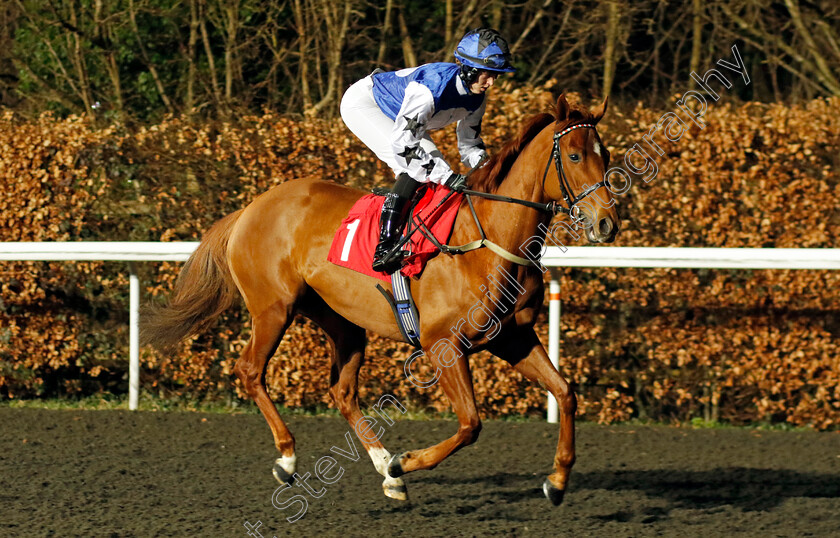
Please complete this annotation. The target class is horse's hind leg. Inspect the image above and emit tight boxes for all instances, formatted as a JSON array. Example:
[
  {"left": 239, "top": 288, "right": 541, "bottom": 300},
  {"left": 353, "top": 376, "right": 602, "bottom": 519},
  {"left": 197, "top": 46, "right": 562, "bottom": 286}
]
[
  {"left": 233, "top": 304, "right": 297, "bottom": 484},
  {"left": 306, "top": 301, "right": 408, "bottom": 501}
]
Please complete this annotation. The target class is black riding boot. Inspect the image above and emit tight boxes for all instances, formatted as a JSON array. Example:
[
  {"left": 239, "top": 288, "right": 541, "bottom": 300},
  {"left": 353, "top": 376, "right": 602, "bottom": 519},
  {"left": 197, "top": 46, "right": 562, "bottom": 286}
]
[
  {"left": 371, "top": 192, "right": 410, "bottom": 273},
  {"left": 372, "top": 173, "right": 420, "bottom": 273}
]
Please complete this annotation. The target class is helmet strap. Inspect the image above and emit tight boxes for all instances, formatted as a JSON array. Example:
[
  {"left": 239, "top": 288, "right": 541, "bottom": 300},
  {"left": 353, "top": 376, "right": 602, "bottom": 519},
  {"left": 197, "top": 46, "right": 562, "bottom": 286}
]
[{"left": 459, "top": 64, "right": 480, "bottom": 87}]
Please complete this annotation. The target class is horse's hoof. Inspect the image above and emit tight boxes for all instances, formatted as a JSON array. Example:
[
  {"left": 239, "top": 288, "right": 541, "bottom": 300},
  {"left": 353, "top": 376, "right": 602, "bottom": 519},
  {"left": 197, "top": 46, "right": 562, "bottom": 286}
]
[
  {"left": 272, "top": 455, "right": 296, "bottom": 485},
  {"left": 383, "top": 477, "right": 408, "bottom": 501},
  {"left": 387, "top": 453, "right": 406, "bottom": 478},
  {"left": 543, "top": 478, "right": 566, "bottom": 506}
]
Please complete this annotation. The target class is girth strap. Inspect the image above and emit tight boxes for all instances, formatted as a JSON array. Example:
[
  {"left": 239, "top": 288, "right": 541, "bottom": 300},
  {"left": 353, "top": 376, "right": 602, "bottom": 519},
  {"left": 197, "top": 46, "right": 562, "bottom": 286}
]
[{"left": 375, "top": 272, "right": 422, "bottom": 348}]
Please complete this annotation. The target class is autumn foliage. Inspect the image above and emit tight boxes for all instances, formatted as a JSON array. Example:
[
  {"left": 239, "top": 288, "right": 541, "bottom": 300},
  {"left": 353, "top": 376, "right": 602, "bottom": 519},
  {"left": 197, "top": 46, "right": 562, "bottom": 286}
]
[{"left": 1, "top": 82, "right": 839, "bottom": 429}]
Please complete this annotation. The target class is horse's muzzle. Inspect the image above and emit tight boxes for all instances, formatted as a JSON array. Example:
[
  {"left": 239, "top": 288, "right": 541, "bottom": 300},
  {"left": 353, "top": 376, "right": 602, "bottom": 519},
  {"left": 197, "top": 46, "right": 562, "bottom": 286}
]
[{"left": 585, "top": 216, "right": 618, "bottom": 243}]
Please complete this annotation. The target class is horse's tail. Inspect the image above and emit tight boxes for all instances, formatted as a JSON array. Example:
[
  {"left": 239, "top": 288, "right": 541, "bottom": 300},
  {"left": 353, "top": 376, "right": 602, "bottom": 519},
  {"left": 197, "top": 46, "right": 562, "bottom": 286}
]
[{"left": 140, "top": 209, "right": 244, "bottom": 351}]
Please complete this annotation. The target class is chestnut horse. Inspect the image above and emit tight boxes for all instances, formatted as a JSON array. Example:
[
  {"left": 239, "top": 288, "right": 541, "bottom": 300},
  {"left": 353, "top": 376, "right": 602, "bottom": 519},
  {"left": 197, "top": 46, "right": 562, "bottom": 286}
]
[{"left": 141, "top": 94, "right": 619, "bottom": 505}]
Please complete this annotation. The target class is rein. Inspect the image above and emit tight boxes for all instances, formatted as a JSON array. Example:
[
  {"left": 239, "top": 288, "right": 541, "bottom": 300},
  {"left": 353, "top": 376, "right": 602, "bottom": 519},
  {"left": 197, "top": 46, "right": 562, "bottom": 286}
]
[
  {"left": 462, "top": 122, "right": 606, "bottom": 217},
  {"left": 389, "top": 122, "right": 608, "bottom": 268}
]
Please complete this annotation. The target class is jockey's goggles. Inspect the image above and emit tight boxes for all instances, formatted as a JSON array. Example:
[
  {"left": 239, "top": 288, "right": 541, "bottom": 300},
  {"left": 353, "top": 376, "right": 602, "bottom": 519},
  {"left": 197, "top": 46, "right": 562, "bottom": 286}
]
[{"left": 457, "top": 51, "right": 515, "bottom": 72}]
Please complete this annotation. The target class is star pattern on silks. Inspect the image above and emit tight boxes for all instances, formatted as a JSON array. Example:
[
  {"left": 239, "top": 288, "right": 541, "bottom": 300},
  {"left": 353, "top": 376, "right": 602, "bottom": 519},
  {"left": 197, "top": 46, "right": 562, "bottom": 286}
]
[
  {"left": 402, "top": 114, "right": 424, "bottom": 137},
  {"left": 466, "top": 120, "right": 482, "bottom": 138},
  {"left": 398, "top": 145, "right": 422, "bottom": 165},
  {"left": 421, "top": 160, "right": 436, "bottom": 175}
]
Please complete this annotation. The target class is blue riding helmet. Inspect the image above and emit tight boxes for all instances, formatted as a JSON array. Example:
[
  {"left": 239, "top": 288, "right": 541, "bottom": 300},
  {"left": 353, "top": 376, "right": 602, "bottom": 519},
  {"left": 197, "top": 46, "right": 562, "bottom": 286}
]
[{"left": 454, "top": 28, "right": 516, "bottom": 73}]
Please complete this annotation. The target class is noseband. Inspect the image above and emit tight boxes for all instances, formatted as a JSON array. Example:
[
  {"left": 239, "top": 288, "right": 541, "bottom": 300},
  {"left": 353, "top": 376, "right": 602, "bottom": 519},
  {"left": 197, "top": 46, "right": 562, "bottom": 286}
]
[{"left": 541, "top": 123, "right": 608, "bottom": 217}]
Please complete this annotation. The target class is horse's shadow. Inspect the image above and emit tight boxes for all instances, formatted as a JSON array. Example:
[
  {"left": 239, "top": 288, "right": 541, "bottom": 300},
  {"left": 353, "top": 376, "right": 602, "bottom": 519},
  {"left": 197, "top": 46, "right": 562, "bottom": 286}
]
[
  {"left": 403, "top": 467, "right": 840, "bottom": 514},
  {"left": 570, "top": 468, "right": 840, "bottom": 511}
]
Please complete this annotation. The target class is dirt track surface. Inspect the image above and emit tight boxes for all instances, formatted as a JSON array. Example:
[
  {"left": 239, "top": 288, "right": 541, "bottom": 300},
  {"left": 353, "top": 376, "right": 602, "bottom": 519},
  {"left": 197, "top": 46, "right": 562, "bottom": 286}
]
[{"left": 1, "top": 408, "right": 839, "bottom": 537}]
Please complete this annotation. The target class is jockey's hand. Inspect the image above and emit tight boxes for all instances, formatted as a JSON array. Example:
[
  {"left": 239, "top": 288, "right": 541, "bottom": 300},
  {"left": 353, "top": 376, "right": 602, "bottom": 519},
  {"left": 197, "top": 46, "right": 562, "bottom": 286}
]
[{"left": 445, "top": 173, "right": 468, "bottom": 193}]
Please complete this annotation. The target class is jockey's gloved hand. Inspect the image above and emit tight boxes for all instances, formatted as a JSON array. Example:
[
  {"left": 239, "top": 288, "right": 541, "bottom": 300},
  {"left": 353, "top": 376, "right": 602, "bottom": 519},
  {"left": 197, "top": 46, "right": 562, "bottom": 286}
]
[{"left": 445, "top": 173, "right": 468, "bottom": 193}]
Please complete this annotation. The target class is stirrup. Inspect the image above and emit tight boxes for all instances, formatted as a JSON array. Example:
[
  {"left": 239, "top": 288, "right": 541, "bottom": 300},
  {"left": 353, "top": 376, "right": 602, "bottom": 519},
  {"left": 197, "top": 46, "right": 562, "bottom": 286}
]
[{"left": 372, "top": 243, "right": 407, "bottom": 274}]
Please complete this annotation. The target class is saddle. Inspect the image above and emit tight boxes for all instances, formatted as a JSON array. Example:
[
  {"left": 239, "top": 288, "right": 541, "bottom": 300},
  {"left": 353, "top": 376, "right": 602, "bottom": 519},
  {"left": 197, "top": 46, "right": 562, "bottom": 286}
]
[
  {"left": 327, "top": 184, "right": 462, "bottom": 347},
  {"left": 327, "top": 184, "right": 462, "bottom": 283}
]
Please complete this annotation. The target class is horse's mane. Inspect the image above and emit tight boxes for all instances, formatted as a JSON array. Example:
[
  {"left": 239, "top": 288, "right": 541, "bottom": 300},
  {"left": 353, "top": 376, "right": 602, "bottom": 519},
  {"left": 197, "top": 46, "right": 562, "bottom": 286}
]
[{"left": 468, "top": 103, "right": 596, "bottom": 193}]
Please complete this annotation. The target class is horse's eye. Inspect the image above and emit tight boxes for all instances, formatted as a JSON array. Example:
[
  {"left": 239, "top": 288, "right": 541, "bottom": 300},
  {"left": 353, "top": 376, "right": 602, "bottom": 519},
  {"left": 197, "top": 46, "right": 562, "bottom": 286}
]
[{"left": 569, "top": 153, "right": 580, "bottom": 163}]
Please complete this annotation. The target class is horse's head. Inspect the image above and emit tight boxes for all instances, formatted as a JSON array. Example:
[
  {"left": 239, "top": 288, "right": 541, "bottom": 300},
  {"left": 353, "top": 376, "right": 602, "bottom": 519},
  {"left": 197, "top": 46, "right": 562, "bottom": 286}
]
[{"left": 543, "top": 94, "right": 619, "bottom": 243}]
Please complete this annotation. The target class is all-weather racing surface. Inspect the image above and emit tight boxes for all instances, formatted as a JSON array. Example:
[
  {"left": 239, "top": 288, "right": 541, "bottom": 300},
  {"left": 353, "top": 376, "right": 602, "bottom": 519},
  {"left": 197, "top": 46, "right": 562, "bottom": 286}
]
[{"left": 1, "top": 408, "right": 838, "bottom": 537}]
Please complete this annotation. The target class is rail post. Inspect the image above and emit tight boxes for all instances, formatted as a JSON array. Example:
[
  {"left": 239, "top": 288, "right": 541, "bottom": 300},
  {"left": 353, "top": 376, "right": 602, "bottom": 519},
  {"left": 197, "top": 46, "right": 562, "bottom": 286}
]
[
  {"left": 547, "top": 267, "right": 561, "bottom": 423},
  {"left": 129, "top": 263, "right": 140, "bottom": 411}
]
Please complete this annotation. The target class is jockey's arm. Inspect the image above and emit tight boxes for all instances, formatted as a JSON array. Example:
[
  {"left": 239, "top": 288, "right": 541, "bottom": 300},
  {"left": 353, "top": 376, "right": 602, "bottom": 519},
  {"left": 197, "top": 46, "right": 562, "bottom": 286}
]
[
  {"left": 457, "top": 98, "right": 487, "bottom": 168},
  {"left": 391, "top": 84, "right": 453, "bottom": 185}
]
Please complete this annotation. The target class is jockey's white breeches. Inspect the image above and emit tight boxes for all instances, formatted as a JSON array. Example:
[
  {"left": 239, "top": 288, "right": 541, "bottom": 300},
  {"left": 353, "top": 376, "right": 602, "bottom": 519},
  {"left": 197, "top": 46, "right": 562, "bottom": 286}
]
[{"left": 340, "top": 75, "right": 444, "bottom": 182}]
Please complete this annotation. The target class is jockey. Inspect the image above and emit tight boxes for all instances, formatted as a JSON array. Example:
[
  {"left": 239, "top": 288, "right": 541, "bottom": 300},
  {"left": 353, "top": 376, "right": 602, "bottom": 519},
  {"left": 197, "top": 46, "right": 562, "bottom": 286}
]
[{"left": 340, "top": 27, "right": 515, "bottom": 274}]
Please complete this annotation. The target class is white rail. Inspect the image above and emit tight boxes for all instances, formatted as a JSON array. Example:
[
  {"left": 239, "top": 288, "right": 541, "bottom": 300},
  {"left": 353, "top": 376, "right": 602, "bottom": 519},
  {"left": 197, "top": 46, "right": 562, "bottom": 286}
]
[
  {"left": 2, "top": 243, "right": 837, "bottom": 417},
  {"left": 0, "top": 242, "right": 198, "bottom": 409},
  {"left": 541, "top": 246, "right": 840, "bottom": 423},
  {"left": 542, "top": 246, "right": 840, "bottom": 270},
  {"left": 0, "top": 242, "right": 197, "bottom": 262}
]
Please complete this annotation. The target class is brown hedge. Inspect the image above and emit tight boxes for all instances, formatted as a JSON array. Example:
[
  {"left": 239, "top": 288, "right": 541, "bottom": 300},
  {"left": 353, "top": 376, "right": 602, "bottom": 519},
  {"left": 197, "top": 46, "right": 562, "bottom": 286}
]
[{"left": 1, "top": 83, "right": 839, "bottom": 429}]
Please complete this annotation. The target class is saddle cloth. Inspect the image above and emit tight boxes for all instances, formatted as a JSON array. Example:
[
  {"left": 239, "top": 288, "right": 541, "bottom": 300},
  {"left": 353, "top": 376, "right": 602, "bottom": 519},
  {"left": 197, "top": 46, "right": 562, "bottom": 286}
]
[{"left": 327, "top": 184, "right": 462, "bottom": 282}]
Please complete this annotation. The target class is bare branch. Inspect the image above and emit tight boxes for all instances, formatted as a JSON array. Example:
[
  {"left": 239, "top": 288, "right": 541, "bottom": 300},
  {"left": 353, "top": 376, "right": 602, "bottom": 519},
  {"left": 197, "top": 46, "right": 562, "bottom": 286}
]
[
  {"left": 511, "top": 0, "right": 554, "bottom": 55},
  {"left": 783, "top": 0, "right": 840, "bottom": 92},
  {"left": 720, "top": 3, "right": 840, "bottom": 95},
  {"left": 128, "top": 0, "right": 173, "bottom": 114}
]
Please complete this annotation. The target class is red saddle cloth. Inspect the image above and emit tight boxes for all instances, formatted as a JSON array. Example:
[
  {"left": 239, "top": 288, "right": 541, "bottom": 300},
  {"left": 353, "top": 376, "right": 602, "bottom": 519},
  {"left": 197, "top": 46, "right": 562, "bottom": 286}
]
[{"left": 327, "top": 184, "right": 462, "bottom": 282}]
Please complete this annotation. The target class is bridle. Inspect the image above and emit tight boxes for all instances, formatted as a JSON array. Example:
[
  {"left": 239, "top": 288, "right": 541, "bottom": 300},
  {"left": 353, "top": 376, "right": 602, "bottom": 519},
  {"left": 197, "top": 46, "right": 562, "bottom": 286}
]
[
  {"left": 542, "top": 123, "right": 608, "bottom": 217},
  {"left": 462, "top": 122, "right": 608, "bottom": 217}
]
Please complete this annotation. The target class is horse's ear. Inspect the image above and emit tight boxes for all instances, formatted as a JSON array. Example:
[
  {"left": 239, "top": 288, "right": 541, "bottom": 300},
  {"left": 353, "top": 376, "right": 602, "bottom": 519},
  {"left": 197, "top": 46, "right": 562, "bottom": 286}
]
[
  {"left": 555, "top": 93, "right": 570, "bottom": 121},
  {"left": 591, "top": 96, "right": 608, "bottom": 124}
]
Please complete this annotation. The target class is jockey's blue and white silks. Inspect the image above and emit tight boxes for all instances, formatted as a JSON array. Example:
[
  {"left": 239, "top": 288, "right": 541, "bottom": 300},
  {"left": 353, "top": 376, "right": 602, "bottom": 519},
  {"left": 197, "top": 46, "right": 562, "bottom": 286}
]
[
  {"left": 370, "top": 63, "right": 485, "bottom": 121},
  {"left": 340, "top": 63, "right": 487, "bottom": 185}
]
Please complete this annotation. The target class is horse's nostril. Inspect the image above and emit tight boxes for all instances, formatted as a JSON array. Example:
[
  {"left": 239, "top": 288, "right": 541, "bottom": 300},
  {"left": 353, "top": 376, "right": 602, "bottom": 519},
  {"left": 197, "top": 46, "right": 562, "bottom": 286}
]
[{"left": 598, "top": 218, "right": 612, "bottom": 236}]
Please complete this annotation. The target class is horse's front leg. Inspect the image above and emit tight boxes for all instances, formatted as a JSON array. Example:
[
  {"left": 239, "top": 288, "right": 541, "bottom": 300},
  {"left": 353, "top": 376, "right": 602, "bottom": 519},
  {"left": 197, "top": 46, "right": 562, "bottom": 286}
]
[
  {"left": 388, "top": 339, "right": 481, "bottom": 476},
  {"left": 488, "top": 326, "right": 575, "bottom": 505}
]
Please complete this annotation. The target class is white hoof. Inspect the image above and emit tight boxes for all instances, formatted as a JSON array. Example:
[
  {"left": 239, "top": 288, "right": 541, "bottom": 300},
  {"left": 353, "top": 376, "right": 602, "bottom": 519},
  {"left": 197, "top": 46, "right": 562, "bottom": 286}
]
[
  {"left": 383, "top": 476, "right": 408, "bottom": 501},
  {"left": 368, "top": 447, "right": 408, "bottom": 500},
  {"left": 272, "top": 454, "right": 297, "bottom": 485}
]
